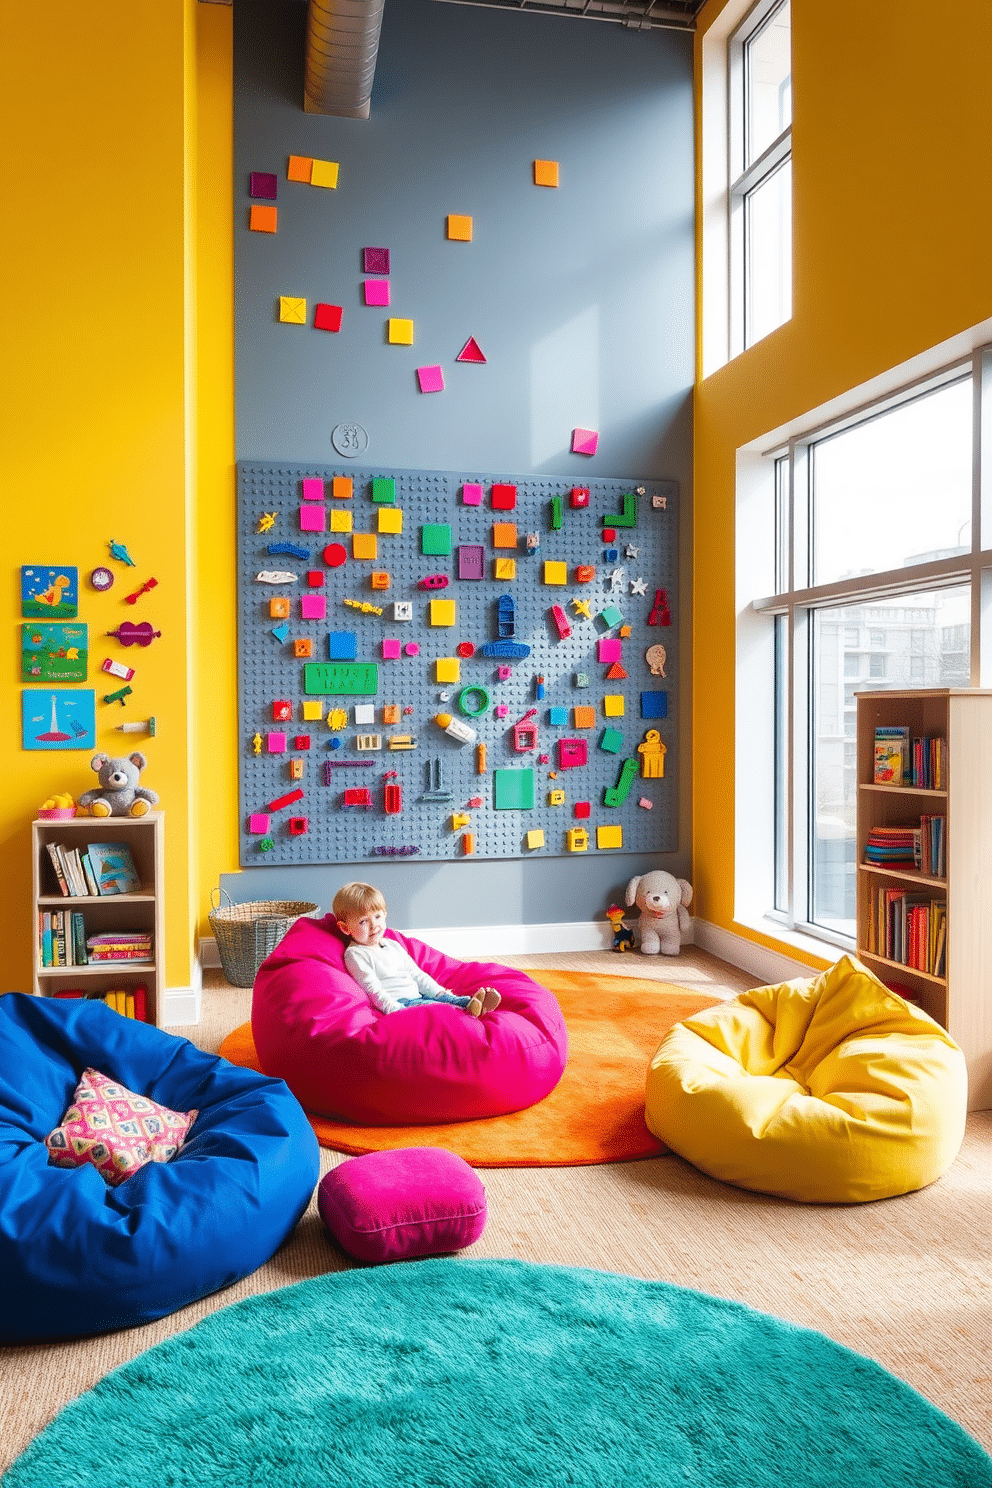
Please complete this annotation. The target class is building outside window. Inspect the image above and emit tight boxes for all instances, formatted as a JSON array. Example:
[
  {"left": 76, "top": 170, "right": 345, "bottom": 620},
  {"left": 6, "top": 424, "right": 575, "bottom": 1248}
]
[{"left": 729, "top": 0, "right": 792, "bottom": 353}]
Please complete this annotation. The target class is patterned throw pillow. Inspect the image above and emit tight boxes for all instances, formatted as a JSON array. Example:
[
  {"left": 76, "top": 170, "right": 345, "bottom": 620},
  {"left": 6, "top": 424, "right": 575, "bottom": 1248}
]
[{"left": 45, "top": 1067, "right": 198, "bottom": 1187}]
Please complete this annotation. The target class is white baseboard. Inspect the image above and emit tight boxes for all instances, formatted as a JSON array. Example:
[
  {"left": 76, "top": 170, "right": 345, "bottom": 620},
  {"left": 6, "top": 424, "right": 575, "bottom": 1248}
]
[
  {"left": 691, "top": 918, "right": 823, "bottom": 985},
  {"left": 161, "top": 959, "right": 203, "bottom": 1027}
]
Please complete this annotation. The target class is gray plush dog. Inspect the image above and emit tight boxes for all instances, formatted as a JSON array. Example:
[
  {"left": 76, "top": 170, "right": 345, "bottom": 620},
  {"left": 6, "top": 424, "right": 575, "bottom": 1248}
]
[{"left": 624, "top": 870, "right": 693, "bottom": 955}]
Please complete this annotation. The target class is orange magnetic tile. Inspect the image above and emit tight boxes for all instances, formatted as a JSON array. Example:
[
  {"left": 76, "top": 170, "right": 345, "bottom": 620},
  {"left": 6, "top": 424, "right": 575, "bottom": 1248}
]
[
  {"left": 352, "top": 533, "right": 378, "bottom": 561},
  {"left": 534, "top": 159, "right": 560, "bottom": 188},
  {"left": 332, "top": 476, "right": 353, "bottom": 500},
  {"left": 447, "top": 214, "right": 473, "bottom": 241},
  {"left": 249, "top": 204, "right": 277, "bottom": 233},
  {"left": 287, "top": 155, "right": 313, "bottom": 182},
  {"left": 573, "top": 706, "right": 595, "bottom": 729},
  {"left": 492, "top": 523, "right": 518, "bottom": 549}
]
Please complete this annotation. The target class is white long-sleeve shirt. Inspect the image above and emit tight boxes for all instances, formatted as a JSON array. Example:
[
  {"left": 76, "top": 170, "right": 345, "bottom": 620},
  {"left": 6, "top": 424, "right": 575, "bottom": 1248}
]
[{"left": 344, "top": 939, "right": 450, "bottom": 1015}]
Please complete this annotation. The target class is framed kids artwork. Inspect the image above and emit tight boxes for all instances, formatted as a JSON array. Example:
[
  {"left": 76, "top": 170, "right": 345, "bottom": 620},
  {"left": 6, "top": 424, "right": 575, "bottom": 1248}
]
[
  {"left": 22, "top": 689, "right": 96, "bottom": 751},
  {"left": 21, "top": 623, "right": 89, "bottom": 684},
  {"left": 21, "top": 566, "right": 80, "bottom": 620}
]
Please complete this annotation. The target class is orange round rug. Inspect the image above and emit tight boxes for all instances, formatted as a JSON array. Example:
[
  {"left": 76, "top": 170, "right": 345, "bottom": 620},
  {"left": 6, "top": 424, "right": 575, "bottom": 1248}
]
[{"left": 219, "top": 970, "right": 721, "bottom": 1167}]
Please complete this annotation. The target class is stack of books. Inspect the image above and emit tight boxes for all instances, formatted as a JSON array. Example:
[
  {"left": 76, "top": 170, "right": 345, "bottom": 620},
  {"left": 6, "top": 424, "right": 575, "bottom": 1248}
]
[
  {"left": 38, "top": 910, "right": 88, "bottom": 966},
  {"left": 863, "top": 815, "right": 946, "bottom": 876},
  {"left": 867, "top": 886, "right": 947, "bottom": 976},
  {"left": 50, "top": 986, "right": 148, "bottom": 1021},
  {"left": 85, "top": 932, "right": 153, "bottom": 963},
  {"left": 46, "top": 841, "right": 141, "bottom": 897},
  {"left": 911, "top": 735, "right": 948, "bottom": 790}
]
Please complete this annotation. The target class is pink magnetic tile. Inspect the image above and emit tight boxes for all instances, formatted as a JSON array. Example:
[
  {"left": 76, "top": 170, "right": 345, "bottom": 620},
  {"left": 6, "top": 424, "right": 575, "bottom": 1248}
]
[
  {"left": 363, "top": 246, "right": 390, "bottom": 275},
  {"left": 300, "top": 595, "right": 326, "bottom": 620},
  {"left": 382, "top": 639, "right": 402, "bottom": 659},
  {"left": 571, "top": 427, "right": 599, "bottom": 456},
  {"left": 597, "top": 638, "right": 622, "bottom": 664},
  {"left": 250, "top": 172, "right": 277, "bottom": 200},
  {"left": 301, "top": 478, "right": 324, "bottom": 501},
  {"left": 266, "top": 733, "right": 287, "bottom": 753},
  {"left": 495, "top": 704, "right": 509, "bottom": 718},
  {"left": 364, "top": 279, "right": 391, "bottom": 306},
  {"left": 496, "top": 665, "right": 512, "bottom": 680},
  {"left": 300, "top": 504, "right": 325, "bottom": 532},
  {"left": 249, "top": 813, "right": 271, "bottom": 834},
  {"left": 417, "top": 364, "right": 445, "bottom": 394},
  {"left": 404, "top": 642, "right": 420, "bottom": 656},
  {"left": 462, "top": 483, "right": 483, "bottom": 506}
]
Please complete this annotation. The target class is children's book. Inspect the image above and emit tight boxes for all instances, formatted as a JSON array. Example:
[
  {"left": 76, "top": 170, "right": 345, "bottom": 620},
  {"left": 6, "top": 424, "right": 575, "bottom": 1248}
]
[
  {"left": 873, "top": 726, "right": 909, "bottom": 785},
  {"left": 86, "top": 842, "right": 141, "bottom": 895}
]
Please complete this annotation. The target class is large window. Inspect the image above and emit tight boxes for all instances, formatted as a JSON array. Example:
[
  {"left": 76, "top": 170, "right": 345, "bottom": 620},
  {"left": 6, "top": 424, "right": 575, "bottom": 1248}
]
[
  {"left": 729, "top": 0, "right": 792, "bottom": 353},
  {"left": 749, "top": 355, "right": 990, "bottom": 952}
]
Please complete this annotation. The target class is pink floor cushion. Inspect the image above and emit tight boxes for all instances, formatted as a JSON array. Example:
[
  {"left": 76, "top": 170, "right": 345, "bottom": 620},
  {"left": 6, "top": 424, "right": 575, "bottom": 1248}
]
[
  {"left": 318, "top": 1146, "right": 487, "bottom": 1264},
  {"left": 251, "top": 916, "right": 568, "bottom": 1124}
]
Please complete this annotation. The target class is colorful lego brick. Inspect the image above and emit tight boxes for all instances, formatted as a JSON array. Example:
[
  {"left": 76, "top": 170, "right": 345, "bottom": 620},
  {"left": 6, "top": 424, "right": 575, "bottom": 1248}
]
[
  {"left": 462, "top": 832, "right": 476, "bottom": 855},
  {"left": 573, "top": 801, "right": 591, "bottom": 819},
  {"left": 567, "top": 827, "right": 589, "bottom": 853},
  {"left": 301, "top": 478, "right": 324, "bottom": 501},
  {"left": 370, "top": 571, "right": 390, "bottom": 590},
  {"left": 417, "top": 364, "right": 445, "bottom": 393},
  {"left": 287, "top": 155, "right": 313, "bottom": 182},
  {"left": 619, "top": 625, "right": 632, "bottom": 638},
  {"left": 436, "top": 657, "right": 461, "bottom": 683},
  {"left": 598, "top": 638, "right": 622, "bottom": 664},
  {"left": 289, "top": 758, "right": 304, "bottom": 780},
  {"left": 597, "top": 605, "right": 624, "bottom": 629},
  {"left": 533, "top": 159, "right": 559, "bottom": 187},
  {"left": 387, "top": 318, "right": 414, "bottom": 345},
  {"left": 300, "top": 595, "right": 326, "bottom": 620},
  {"left": 250, "top": 204, "right": 277, "bottom": 233},
  {"left": 551, "top": 496, "right": 564, "bottom": 531},
  {"left": 547, "top": 790, "right": 566, "bottom": 806},
  {"left": 266, "top": 732, "right": 287, "bottom": 753},
  {"left": 329, "top": 509, "right": 353, "bottom": 533},
  {"left": 310, "top": 158, "right": 339, "bottom": 188},
  {"left": 354, "top": 704, "right": 375, "bottom": 725},
  {"left": 269, "top": 597, "right": 291, "bottom": 619},
  {"left": 329, "top": 476, "right": 352, "bottom": 500},
  {"left": 382, "top": 704, "right": 401, "bottom": 725},
  {"left": 574, "top": 672, "right": 589, "bottom": 688},
  {"left": 328, "top": 708, "right": 348, "bottom": 729},
  {"left": 288, "top": 816, "right": 309, "bottom": 835},
  {"left": 352, "top": 533, "right": 378, "bottom": 561},
  {"left": 273, "top": 701, "right": 292, "bottom": 723},
  {"left": 364, "top": 279, "right": 390, "bottom": 306},
  {"left": 294, "top": 735, "right": 311, "bottom": 750},
  {"left": 381, "top": 639, "right": 402, "bottom": 660},
  {"left": 378, "top": 507, "right": 403, "bottom": 534},
  {"left": 372, "top": 477, "right": 396, "bottom": 504},
  {"left": 301, "top": 700, "right": 323, "bottom": 721},
  {"left": 492, "top": 523, "right": 518, "bottom": 549},
  {"left": 640, "top": 691, "right": 669, "bottom": 719},
  {"left": 314, "top": 303, "right": 343, "bottom": 332},
  {"left": 548, "top": 707, "right": 568, "bottom": 726},
  {"left": 494, "top": 558, "right": 516, "bottom": 581},
  {"left": 326, "top": 632, "right": 356, "bottom": 661},
  {"left": 603, "top": 694, "right": 625, "bottom": 717},
  {"left": 429, "top": 599, "right": 456, "bottom": 627},
  {"left": 493, "top": 767, "right": 535, "bottom": 810},
  {"left": 572, "top": 706, "right": 595, "bottom": 729},
  {"left": 457, "top": 545, "right": 485, "bottom": 580},
  {"left": 599, "top": 728, "right": 624, "bottom": 754},
  {"left": 558, "top": 738, "right": 589, "bottom": 770},
  {"left": 304, "top": 662, "right": 379, "bottom": 696},
  {"left": 570, "top": 487, "right": 590, "bottom": 508},
  {"left": 447, "top": 214, "right": 473, "bottom": 241},
  {"left": 597, "top": 824, "right": 624, "bottom": 850},
  {"left": 491, "top": 483, "right": 517, "bottom": 510},
  {"left": 249, "top": 813, "right": 271, "bottom": 834},
  {"left": 299, "top": 504, "right": 325, "bottom": 532},
  {"left": 526, "top": 829, "right": 546, "bottom": 850},
  {"left": 543, "top": 561, "right": 568, "bottom": 585},
  {"left": 356, "top": 733, "right": 382, "bottom": 751},
  {"left": 279, "top": 296, "right": 306, "bottom": 324},
  {"left": 605, "top": 662, "right": 628, "bottom": 680},
  {"left": 293, "top": 638, "right": 314, "bottom": 658},
  {"left": 392, "top": 602, "right": 413, "bottom": 621},
  {"left": 250, "top": 172, "right": 277, "bottom": 200},
  {"left": 462, "top": 483, "right": 484, "bottom": 506},
  {"left": 421, "top": 524, "right": 452, "bottom": 556}
]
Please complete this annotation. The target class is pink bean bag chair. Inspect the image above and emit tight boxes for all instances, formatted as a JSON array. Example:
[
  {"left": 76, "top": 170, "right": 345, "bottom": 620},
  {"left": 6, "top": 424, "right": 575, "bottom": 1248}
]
[{"left": 251, "top": 915, "right": 568, "bottom": 1125}]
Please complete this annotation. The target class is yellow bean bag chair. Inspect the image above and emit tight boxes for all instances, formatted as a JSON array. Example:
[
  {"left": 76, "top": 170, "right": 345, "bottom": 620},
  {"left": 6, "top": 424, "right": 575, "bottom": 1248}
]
[{"left": 645, "top": 955, "right": 967, "bottom": 1203}]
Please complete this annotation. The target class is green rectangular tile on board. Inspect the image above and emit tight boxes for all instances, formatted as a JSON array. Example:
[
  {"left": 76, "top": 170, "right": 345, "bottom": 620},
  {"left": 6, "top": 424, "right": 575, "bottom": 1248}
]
[
  {"left": 303, "top": 662, "right": 379, "bottom": 694},
  {"left": 422, "top": 523, "right": 453, "bottom": 556},
  {"left": 371, "top": 477, "right": 396, "bottom": 504},
  {"left": 494, "top": 767, "right": 535, "bottom": 810}
]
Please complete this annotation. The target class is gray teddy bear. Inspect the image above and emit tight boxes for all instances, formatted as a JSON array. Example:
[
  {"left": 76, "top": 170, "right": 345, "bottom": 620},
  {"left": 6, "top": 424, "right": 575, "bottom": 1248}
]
[{"left": 78, "top": 752, "right": 159, "bottom": 818}]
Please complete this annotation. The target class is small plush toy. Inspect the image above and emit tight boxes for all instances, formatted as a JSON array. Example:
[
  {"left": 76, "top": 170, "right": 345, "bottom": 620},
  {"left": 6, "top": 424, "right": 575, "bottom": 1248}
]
[
  {"left": 78, "top": 753, "right": 159, "bottom": 818},
  {"left": 624, "top": 870, "right": 693, "bottom": 956},
  {"left": 605, "top": 904, "right": 635, "bottom": 953}
]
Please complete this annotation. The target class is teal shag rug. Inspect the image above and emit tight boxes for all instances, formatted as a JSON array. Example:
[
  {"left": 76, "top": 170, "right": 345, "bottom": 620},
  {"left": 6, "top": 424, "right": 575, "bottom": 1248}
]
[{"left": 4, "top": 1259, "right": 990, "bottom": 1488}]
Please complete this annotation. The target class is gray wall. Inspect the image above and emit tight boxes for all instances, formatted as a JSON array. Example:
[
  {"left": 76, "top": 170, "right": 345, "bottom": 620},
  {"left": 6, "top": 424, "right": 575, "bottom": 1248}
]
[{"left": 228, "top": 0, "right": 694, "bottom": 929}]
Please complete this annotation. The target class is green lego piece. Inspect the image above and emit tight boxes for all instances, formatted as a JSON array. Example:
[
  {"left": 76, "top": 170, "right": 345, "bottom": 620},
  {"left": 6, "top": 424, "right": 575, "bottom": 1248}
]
[
  {"left": 597, "top": 605, "right": 624, "bottom": 630},
  {"left": 303, "top": 662, "right": 379, "bottom": 695},
  {"left": 602, "top": 491, "right": 638, "bottom": 528},
  {"left": 551, "top": 496, "right": 563, "bottom": 531},
  {"left": 603, "top": 758, "right": 639, "bottom": 807},
  {"left": 599, "top": 728, "right": 624, "bottom": 755},
  {"left": 493, "top": 767, "right": 535, "bottom": 810},
  {"left": 421, "top": 523, "right": 452, "bottom": 557},
  {"left": 371, "top": 477, "right": 396, "bottom": 504}
]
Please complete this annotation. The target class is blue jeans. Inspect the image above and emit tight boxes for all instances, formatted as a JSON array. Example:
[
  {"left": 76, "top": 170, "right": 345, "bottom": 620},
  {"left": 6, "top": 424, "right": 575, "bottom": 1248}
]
[{"left": 394, "top": 991, "right": 472, "bottom": 1009}]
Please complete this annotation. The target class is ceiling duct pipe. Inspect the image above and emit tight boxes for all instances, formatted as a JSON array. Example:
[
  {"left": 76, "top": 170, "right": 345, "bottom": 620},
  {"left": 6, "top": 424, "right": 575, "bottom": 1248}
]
[{"left": 304, "top": 0, "right": 386, "bottom": 120}]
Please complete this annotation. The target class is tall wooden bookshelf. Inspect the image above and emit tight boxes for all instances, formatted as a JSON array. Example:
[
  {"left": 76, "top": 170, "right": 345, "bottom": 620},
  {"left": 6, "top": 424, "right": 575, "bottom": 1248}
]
[
  {"left": 32, "top": 812, "right": 165, "bottom": 1028},
  {"left": 856, "top": 690, "right": 992, "bottom": 1110}
]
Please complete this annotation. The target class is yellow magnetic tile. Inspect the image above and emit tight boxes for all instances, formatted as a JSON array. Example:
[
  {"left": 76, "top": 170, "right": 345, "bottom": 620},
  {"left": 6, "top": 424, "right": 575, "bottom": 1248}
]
[
  {"left": 492, "top": 523, "right": 518, "bottom": 550},
  {"left": 301, "top": 700, "right": 323, "bottom": 721},
  {"left": 269, "top": 597, "right": 290, "bottom": 618},
  {"left": 279, "top": 296, "right": 307, "bottom": 324},
  {"left": 378, "top": 508, "right": 404, "bottom": 534},
  {"left": 543, "top": 561, "right": 568, "bottom": 585},
  {"left": 603, "top": 694, "right": 625, "bottom": 717},
  {"left": 429, "top": 599, "right": 456, "bottom": 627},
  {"left": 567, "top": 828, "right": 588, "bottom": 853},
  {"left": 331, "top": 476, "right": 353, "bottom": 500},
  {"left": 597, "top": 824, "right": 624, "bottom": 850},
  {"left": 436, "top": 657, "right": 461, "bottom": 683},
  {"left": 329, "top": 509, "right": 353, "bottom": 533},
  {"left": 494, "top": 557, "right": 516, "bottom": 580},
  {"left": 250, "top": 204, "right": 277, "bottom": 233},
  {"left": 352, "top": 532, "right": 378, "bottom": 560},
  {"left": 534, "top": 159, "right": 560, "bottom": 188},
  {"left": 287, "top": 155, "right": 313, "bottom": 182},
  {"left": 310, "top": 158, "right": 339, "bottom": 188},
  {"left": 388, "top": 318, "right": 415, "bottom": 345},
  {"left": 573, "top": 706, "right": 595, "bottom": 729},
  {"left": 328, "top": 708, "right": 348, "bottom": 730},
  {"left": 447, "top": 213, "right": 473, "bottom": 241},
  {"left": 526, "top": 829, "right": 546, "bottom": 849}
]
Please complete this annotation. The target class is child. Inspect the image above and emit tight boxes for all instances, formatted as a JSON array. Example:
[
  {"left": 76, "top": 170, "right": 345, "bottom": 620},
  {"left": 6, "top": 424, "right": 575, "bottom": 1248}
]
[{"left": 333, "top": 881, "right": 501, "bottom": 1018}]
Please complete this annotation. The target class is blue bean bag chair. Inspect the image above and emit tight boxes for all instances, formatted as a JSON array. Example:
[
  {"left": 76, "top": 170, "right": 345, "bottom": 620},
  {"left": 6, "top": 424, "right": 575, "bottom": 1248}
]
[{"left": 0, "top": 993, "right": 319, "bottom": 1343}]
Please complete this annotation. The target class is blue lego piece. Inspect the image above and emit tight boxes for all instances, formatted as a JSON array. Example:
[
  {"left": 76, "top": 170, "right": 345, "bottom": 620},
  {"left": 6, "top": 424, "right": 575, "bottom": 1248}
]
[{"left": 640, "top": 691, "right": 668, "bottom": 719}]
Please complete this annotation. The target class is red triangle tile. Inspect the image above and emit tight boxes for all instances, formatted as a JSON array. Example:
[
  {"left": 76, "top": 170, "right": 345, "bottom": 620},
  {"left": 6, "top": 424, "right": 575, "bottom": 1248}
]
[{"left": 456, "top": 336, "right": 487, "bottom": 364}]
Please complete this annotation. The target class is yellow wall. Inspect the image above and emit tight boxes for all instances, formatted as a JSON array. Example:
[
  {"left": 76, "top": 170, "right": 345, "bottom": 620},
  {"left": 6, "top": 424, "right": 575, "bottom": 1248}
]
[{"left": 693, "top": 0, "right": 992, "bottom": 960}]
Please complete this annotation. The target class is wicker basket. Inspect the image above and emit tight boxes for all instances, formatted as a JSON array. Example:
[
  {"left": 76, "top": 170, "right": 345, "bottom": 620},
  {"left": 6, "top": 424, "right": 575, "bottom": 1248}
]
[{"left": 208, "top": 889, "right": 318, "bottom": 987}]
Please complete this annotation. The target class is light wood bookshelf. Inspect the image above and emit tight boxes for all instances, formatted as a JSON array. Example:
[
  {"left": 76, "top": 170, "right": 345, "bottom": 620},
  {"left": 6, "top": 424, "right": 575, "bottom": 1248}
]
[
  {"left": 31, "top": 811, "right": 165, "bottom": 1028},
  {"left": 856, "top": 690, "right": 992, "bottom": 1110}
]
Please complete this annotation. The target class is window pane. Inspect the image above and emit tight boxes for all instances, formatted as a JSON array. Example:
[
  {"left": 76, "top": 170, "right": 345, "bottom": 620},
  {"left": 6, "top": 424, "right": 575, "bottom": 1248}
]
[
  {"left": 745, "top": 159, "right": 792, "bottom": 346},
  {"left": 773, "top": 614, "right": 788, "bottom": 911},
  {"left": 745, "top": 0, "right": 792, "bottom": 164},
  {"left": 811, "top": 380, "right": 973, "bottom": 586},
  {"left": 810, "top": 586, "right": 970, "bottom": 936}
]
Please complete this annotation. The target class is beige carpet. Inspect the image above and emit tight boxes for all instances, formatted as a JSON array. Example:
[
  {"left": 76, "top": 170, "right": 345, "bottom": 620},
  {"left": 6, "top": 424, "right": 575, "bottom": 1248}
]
[{"left": 2, "top": 947, "right": 990, "bottom": 1472}]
